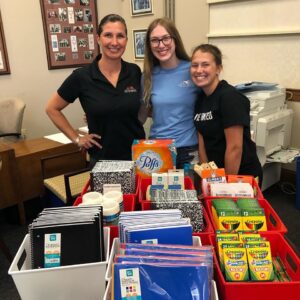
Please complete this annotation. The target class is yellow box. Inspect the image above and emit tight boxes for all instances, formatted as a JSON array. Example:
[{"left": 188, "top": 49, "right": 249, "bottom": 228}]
[
  {"left": 245, "top": 241, "right": 274, "bottom": 281},
  {"left": 222, "top": 243, "right": 249, "bottom": 281},
  {"left": 132, "top": 139, "right": 176, "bottom": 178}
]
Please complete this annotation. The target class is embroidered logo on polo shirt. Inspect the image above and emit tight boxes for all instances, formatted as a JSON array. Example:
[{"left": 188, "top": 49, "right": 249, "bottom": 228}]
[
  {"left": 124, "top": 86, "right": 137, "bottom": 93},
  {"left": 178, "top": 80, "right": 194, "bottom": 87}
]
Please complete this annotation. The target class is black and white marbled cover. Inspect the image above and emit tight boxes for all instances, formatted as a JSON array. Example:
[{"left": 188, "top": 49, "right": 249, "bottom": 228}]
[
  {"left": 151, "top": 200, "right": 204, "bottom": 233},
  {"left": 91, "top": 160, "right": 136, "bottom": 194}
]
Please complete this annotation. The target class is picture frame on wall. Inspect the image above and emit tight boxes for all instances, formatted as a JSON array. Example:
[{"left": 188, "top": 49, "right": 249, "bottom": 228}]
[
  {"left": 131, "top": 0, "right": 153, "bottom": 16},
  {"left": 133, "top": 29, "right": 146, "bottom": 60},
  {"left": 39, "top": 0, "right": 99, "bottom": 70},
  {"left": 0, "top": 11, "right": 10, "bottom": 75}
]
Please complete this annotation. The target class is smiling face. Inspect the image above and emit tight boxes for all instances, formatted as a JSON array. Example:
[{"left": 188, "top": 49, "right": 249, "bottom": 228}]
[
  {"left": 190, "top": 50, "right": 222, "bottom": 95},
  {"left": 149, "top": 24, "right": 177, "bottom": 68},
  {"left": 97, "top": 21, "right": 127, "bottom": 60}
]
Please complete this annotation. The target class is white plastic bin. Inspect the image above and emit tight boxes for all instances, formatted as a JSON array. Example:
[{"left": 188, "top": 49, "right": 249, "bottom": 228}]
[
  {"left": 9, "top": 227, "right": 110, "bottom": 300},
  {"left": 103, "top": 278, "right": 219, "bottom": 300}
]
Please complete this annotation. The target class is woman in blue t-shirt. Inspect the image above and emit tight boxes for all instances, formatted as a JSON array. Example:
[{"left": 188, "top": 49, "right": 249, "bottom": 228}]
[
  {"left": 190, "top": 44, "right": 262, "bottom": 183},
  {"left": 140, "top": 17, "right": 199, "bottom": 169}
]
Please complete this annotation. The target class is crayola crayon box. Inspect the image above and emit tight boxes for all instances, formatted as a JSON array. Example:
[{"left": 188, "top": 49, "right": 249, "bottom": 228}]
[
  {"left": 132, "top": 139, "right": 177, "bottom": 178},
  {"left": 245, "top": 241, "right": 274, "bottom": 281}
]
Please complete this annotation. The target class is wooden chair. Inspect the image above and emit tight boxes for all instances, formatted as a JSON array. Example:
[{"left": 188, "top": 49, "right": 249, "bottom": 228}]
[
  {"left": 0, "top": 97, "right": 26, "bottom": 143},
  {"left": 41, "top": 150, "right": 90, "bottom": 206}
]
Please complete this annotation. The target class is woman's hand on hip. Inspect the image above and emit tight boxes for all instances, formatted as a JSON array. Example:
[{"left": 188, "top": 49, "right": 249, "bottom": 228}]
[{"left": 77, "top": 134, "right": 102, "bottom": 150}]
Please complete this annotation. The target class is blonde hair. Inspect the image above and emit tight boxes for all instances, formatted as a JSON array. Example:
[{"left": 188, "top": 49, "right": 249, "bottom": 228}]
[{"left": 143, "top": 17, "right": 190, "bottom": 106}]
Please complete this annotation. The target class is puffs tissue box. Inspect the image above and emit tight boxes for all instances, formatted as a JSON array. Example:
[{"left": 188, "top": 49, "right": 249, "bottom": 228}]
[{"left": 132, "top": 139, "right": 176, "bottom": 178}]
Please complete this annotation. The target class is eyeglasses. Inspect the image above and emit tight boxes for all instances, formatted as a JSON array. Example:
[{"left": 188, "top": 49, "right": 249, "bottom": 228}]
[{"left": 150, "top": 35, "right": 173, "bottom": 47}]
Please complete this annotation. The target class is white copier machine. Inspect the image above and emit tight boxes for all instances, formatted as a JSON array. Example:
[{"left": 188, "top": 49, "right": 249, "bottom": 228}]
[{"left": 236, "top": 82, "right": 299, "bottom": 191}]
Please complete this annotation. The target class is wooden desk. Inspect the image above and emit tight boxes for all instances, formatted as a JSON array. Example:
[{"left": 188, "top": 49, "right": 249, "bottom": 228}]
[{"left": 0, "top": 138, "right": 86, "bottom": 224}]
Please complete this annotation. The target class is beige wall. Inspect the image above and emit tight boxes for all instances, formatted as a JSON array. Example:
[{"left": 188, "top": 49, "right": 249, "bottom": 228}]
[
  {"left": 207, "top": 0, "right": 300, "bottom": 149},
  {"left": 0, "top": 0, "right": 299, "bottom": 154}
]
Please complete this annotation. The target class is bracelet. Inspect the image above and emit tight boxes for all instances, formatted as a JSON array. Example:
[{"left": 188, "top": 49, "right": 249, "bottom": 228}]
[{"left": 74, "top": 136, "right": 80, "bottom": 145}]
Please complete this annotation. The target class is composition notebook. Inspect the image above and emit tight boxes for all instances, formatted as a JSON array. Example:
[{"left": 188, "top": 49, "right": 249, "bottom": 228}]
[{"left": 28, "top": 206, "right": 104, "bottom": 269}]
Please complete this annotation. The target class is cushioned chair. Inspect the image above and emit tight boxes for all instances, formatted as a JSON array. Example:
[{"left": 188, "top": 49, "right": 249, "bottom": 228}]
[
  {"left": 0, "top": 97, "right": 26, "bottom": 142},
  {"left": 41, "top": 150, "right": 91, "bottom": 206}
]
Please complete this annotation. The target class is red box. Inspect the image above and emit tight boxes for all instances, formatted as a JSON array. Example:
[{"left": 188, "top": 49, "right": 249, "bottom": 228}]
[
  {"left": 74, "top": 175, "right": 141, "bottom": 208},
  {"left": 209, "top": 232, "right": 300, "bottom": 300},
  {"left": 204, "top": 198, "right": 288, "bottom": 234},
  {"left": 138, "top": 176, "right": 195, "bottom": 203},
  {"left": 202, "top": 175, "right": 264, "bottom": 200}
]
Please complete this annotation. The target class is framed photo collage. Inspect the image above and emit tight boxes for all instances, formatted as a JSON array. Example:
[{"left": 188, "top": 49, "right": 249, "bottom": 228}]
[{"left": 40, "top": 0, "right": 99, "bottom": 69}]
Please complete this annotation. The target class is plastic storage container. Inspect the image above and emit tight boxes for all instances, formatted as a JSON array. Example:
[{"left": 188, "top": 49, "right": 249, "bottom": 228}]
[
  {"left": 204, "top": 198, "right": 288, "bottom": 234},
  {"left": 209, "top": 232, "right": 300, "bottom": 300},
  {"left": 8, "top": 227, "right": 110, "bottom": 300}
]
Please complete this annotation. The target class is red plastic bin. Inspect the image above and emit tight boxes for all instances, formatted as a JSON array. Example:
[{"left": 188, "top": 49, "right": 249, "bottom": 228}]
[
  {"left": 202, "top": 175, "right": 264, "bottom": 200},
  {"left": 138, "top": 176, "right": 195, "bottom": 203},
  {"left": 209, "top": 232, "right": 300, "bottom": 300},
  {"left": 204, "top": 198, "right": 288, "bottom": 234},
  {"left": 76, "top": 174, "right": 141, "bottom": 207}
]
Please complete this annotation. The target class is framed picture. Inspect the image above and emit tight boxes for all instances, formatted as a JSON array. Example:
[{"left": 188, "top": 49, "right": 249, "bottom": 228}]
[
  {"left": 131, "top": 0, "right": 153, "bottom": 16},
  {"left": 133, "top": 29, "right": 146, "bottom": 60},
  {"left": 39, "top": 0, "right": 99, "bottom": 70},
  {"left": 0, "top": 11, "right": 10, "bottom": 75}
]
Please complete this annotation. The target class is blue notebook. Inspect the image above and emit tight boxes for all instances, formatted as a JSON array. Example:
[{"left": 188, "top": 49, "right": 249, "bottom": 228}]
[
  {"left": 125, "top": 224, "right": 193, "bottom": 245},
  {"left": 112, "top": 263, "right": 210, "bottom": 300}
]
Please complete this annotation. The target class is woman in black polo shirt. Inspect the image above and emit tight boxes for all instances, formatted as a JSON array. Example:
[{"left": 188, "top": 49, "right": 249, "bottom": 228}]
[
  {"left": 190, "top": 44, "right": 262, "bottom": 184},
  {"left": 46, "top": 14, "right": 145, "bottom": 166}
]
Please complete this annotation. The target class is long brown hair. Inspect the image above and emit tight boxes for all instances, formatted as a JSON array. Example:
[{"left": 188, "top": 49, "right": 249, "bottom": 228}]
[{"left": 143, "top": 17, "right": 190, "bottom": 106}]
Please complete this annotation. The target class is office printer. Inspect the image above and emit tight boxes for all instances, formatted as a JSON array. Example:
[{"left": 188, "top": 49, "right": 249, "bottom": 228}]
[{"left": 236, "top": 82, "right": 299, "bottom": 191}]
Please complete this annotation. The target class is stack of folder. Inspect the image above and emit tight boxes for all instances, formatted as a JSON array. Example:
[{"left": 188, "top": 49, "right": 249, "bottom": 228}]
[
  {"left": 111, "top": 242, "right": 213, "bottom": 299},
  {"left": 28, "top": 206, "right": 105, "bottom": 269}
]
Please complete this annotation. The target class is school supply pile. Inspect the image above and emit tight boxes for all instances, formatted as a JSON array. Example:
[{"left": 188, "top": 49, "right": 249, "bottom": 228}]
[{"left": 28, "top": 205, "right": 105, "bottom": 269}]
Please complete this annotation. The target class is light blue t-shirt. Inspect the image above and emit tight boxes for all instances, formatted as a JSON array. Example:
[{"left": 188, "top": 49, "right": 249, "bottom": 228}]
[{"left": 149, "top": 60, "right": 198, "bottom": 148}]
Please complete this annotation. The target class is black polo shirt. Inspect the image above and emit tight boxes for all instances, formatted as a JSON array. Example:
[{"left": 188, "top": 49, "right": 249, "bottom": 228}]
[
  {"left": 58, "top": 55, "right": 145, "bottom": 161},
  {"left": 194, "top": 80, "right": 262, "bottom": 177}
]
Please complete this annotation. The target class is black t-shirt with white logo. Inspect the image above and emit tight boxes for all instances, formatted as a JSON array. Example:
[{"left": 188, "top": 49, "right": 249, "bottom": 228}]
[
  {"left": 194, "top": 80, "right": 261, "bottom": 176},
  {"left": 58, "top": 55, "right": 145, "bottom": 161}
]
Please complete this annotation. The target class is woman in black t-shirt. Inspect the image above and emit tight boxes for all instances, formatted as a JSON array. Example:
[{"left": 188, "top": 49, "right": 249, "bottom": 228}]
[
  {"left": 191, "top": 44, "right": 262, "bottom": 183},
  {"left": 46, "top": 14, "right": 145, "bottom": 166}
]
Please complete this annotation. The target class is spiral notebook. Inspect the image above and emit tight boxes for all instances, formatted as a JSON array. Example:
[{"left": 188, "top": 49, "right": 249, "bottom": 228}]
[{"left": 28, "top": 206, "right": 104, "bottom": 269}]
